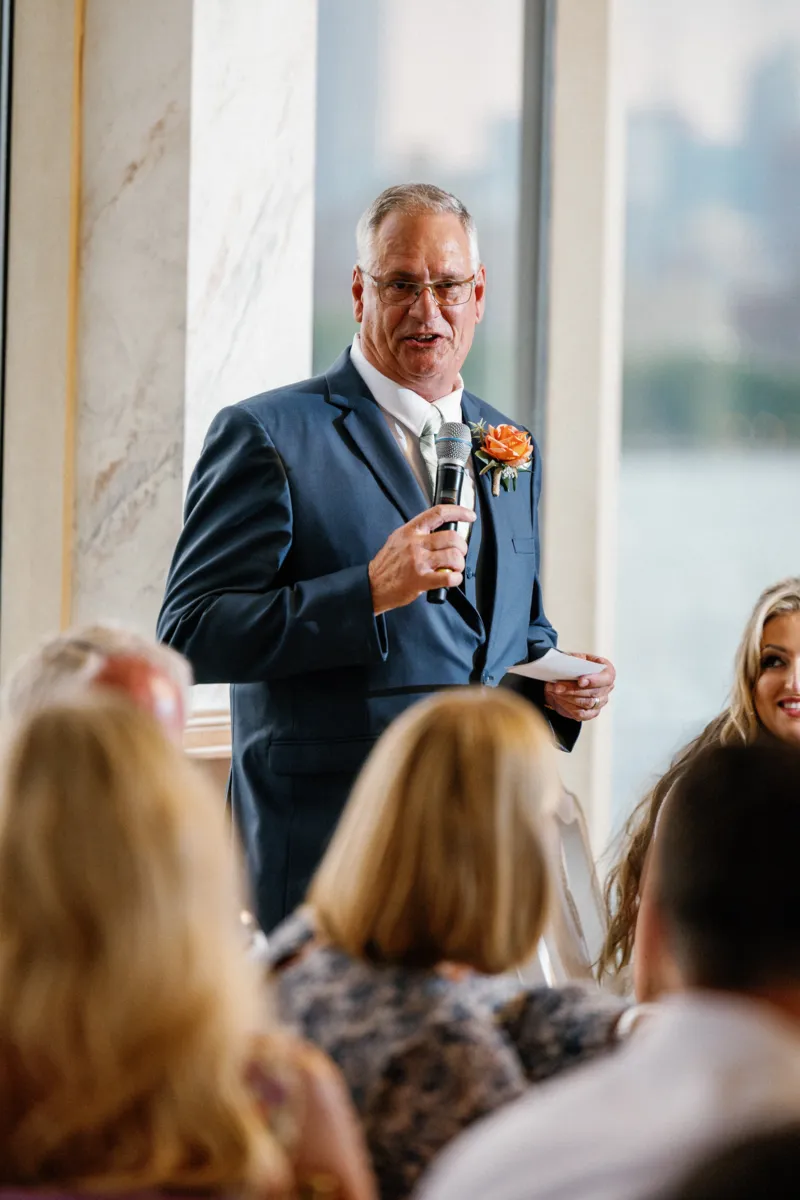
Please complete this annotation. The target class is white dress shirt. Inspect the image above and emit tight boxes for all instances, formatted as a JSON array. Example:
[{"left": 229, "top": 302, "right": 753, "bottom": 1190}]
[
  {"left": 349, "top": 336, "right": 476, "bottom": 534},
  {"left": 418, "top": 993, "right": 800, "bottom": 1200}
]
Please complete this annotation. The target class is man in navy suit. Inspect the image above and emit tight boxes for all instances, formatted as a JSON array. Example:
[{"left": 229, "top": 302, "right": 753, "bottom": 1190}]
[{"left": 157, "top": 184, "right": 615, "bottom": 932}]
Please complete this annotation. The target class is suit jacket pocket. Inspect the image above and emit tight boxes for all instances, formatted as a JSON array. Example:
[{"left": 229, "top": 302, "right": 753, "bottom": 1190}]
[
  {"left": 269, "top": 737, "right": 376, "bottom": 776},
  {"left": 512, "top": 536, "right": 537, "bottom": 554}
]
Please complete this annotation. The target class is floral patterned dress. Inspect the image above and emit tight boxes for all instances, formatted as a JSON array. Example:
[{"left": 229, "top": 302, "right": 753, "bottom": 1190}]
[{"left": 265, "top": 908, "right": 626, "bottom": 1200}]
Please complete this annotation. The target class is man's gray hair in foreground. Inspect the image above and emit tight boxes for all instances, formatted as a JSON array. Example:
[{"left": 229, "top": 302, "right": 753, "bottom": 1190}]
[{"left": 356, "top": 183, "right": 481, "bottom": 274}]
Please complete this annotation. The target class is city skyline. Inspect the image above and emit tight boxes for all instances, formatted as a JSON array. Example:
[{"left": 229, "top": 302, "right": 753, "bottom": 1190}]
[{"left": 623, "top": 0, "right": 800, "bottom": 139}]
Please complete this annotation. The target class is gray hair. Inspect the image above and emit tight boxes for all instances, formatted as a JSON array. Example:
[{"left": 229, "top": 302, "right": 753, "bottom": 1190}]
[
  {"left": 355, "top": 183, "right": 480, "bottom": 273},
  {"left": 3, "top": 623, "right": 193, "bottom": 720}
]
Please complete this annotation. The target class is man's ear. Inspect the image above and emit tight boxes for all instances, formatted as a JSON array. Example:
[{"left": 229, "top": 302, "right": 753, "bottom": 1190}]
[
  {"left": 352, "top": 266, "right": 364, "bottom": 323},
  {"left": 474, "top": 263, "right": 486, "bottom": 324}
]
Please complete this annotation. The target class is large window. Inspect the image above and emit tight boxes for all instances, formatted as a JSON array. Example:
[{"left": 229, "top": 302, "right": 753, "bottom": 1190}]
[
  {"left": 612, "top": 0, "right": 800, "bottom": 826},
  {"left": 313, "top": 0, "right": 526, "bottom": 412}
]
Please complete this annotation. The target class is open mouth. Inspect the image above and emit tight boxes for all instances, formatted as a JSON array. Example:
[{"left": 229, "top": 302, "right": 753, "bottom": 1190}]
[
  {"left": 778, "top": 698, "right": 800, "bottom": 715},
  {"left": 404, "top": 333, "right": 442, "bottom": 346}
]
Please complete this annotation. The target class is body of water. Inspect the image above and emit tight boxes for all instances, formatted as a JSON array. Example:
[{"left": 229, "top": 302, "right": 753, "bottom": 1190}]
[{"left": 611, "top": 448, "right": 800, "bottom": 834}]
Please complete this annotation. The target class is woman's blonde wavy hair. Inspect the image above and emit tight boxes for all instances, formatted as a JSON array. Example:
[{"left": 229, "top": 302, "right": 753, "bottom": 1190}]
[
  {"left": 309, "top": 687, "right": 560, "bottom": 974},
  {"left": 0, "top": 694, "right": 290, "bottom": 1193},
  {"left": 599, "top": 576, "right": 800, "bottom": 982}
]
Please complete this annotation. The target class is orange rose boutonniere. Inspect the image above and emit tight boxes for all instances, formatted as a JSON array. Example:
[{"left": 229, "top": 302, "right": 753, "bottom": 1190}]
[{"left": 470, "top": 420, "right": 534, "bottom": 495}]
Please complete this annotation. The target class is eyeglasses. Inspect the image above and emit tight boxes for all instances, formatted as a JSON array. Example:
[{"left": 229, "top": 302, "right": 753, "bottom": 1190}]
[{"left": 360, "top": 270, "right": 476, "bottom": 308}]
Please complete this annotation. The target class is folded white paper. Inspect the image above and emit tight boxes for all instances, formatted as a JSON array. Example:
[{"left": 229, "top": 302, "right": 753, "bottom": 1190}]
[{"left": 508, "top": 648, "right": 604, "bottom": 684}]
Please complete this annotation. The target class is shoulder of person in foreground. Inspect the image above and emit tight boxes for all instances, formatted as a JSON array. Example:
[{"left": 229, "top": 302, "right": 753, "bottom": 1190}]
[
  {"left": 497, "top": 980, "right": 627, "bottom": 1083},
  {"left": 416, "top": 997, "right": 682, "bottom": 1200},
  {"left": 249, "top": 1030, "right": 377, "bottom": 1200}
]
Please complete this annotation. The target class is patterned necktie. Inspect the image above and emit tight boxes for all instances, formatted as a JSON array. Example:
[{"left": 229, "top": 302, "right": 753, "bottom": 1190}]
[{"left": 419, "top": 405, "right": 443, "bottom": 500}]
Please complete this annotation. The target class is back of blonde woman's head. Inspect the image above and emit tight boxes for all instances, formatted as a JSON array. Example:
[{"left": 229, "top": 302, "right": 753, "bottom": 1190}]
[
  {"left": 0, "top": 695, "right": 288, "bottom": 1192},
  {"left": 309, "top": 687, "right": 560, "bottom": 974}
]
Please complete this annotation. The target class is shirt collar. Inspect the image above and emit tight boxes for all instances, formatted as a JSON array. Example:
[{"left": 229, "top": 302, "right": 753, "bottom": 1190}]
[
  {"left": 632, "top": 991, "right": 800, "bottom": 1062},
  {"left": 350, "top": 334, "right": 464, "bottom": 436}
]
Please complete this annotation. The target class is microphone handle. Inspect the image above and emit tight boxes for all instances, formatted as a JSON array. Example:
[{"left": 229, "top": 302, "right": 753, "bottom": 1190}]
[{"left": 427, "top": 462, "right": 465, "bottom": 606}]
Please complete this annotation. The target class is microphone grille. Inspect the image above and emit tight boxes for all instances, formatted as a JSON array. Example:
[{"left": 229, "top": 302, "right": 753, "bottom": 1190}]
[{"left": 435, "top": 421, "right": 472, "bottom": 466}]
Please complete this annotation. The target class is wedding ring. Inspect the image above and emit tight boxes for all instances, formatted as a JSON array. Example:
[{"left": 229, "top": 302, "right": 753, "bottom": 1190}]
[{"left": 591, "top": 696, "right": 600, "bottom": 708}]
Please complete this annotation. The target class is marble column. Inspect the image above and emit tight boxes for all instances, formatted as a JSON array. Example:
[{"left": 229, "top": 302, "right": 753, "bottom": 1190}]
[
  {"left": 1, "top": 0, "right": 318, "bottom": 681},
  {"left": 72, "top": 0, "right": 192, "bottom": 631},
  {"left": 184, "top": 0, "right": 317, "bottom": 477},
  {"left": 183, "top": 0, "right": 317, "bottom": 710}
]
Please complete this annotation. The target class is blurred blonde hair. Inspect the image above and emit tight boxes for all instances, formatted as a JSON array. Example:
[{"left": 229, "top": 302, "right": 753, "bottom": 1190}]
[
  {"left": 3, "top": 624, "right": 192, "bottom": 719},
  {"left": 308, "top": 687, "right": 560, "bottom": 974},
  {"left": 600, "top": 576, "right": 800, "bottom": 981},
  {"left": 0, "top": 695, "right": 289, "bottom": 1193}
]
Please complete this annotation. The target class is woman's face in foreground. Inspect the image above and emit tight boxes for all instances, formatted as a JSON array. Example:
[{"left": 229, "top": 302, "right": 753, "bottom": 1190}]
[{"left": 754, "top": 612, "right": 800, "bottom": 746}]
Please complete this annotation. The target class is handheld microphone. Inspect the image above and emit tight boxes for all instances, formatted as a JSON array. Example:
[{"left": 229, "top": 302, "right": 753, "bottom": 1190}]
[{"left": 427, "top": 421, "right": 472, "bottom": 605}]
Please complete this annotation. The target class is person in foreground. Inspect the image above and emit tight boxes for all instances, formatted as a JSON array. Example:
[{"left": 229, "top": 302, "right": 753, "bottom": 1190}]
[
  {"left": 3, "top": 622, "right": 192, "bottom": 740},
  {"left": 264, "top": 688, "right": 624, "bottom": 1200},
  {"left": 600, "top": 576, "right": 800, "bottom": 988},
  {"left": 3, "top": 623, "right": 270, "bottom": 958},
  {"left": 157, "top": 182, "right": 615, "bottom": 933},
  {"left": 417, "top": 739, "right": 800, "bottom": 1200},
  {"left": 0, "top": 695, "right": 375, "bottom": 1200}
]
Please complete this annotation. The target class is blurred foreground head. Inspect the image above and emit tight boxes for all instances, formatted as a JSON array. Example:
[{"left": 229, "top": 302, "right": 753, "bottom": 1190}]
[
  {"left": 309, "top": 686, "right": 560, "bottom": 974},
  {"left": 3, "top": 624, "right": 192, "bottom": 740},
  {"left": 0, "top": 694, "right": 285, "bottom": 1191},
  {"left": 644, "top": 739, "right": 800, "bottom": 993}
]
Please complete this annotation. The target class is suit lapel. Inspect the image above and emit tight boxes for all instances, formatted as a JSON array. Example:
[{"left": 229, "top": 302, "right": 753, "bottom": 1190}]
[
  {"left": 324, "top": 351, "right": 428, "bottom": 524},
  {"left": 461, "top": 392, "right": 500, "bottom": 643},
  {"left": 323, "top": 351, "right": 485, "bottom": 641}
]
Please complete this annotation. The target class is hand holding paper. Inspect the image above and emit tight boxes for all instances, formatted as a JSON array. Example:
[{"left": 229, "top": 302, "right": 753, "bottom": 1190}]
[
  {"left": 509, "top": 650, "right": 617, "bottom": 724},
  {"left": 508, "top": 648, "right": 605, "bottom": 684}
]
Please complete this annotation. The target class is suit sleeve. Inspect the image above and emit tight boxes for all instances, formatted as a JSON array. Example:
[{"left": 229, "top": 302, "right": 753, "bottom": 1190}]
[
  {"left": 500, "top": 436, "right": 580, "bottom": 753},
  {"left": 156, "top": 404, "right": 388, "bottom": 683}
]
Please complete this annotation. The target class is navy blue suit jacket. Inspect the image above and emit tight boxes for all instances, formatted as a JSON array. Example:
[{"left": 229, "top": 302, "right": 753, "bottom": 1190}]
[{"left": 157, "top": 350, "right": 578, "bottom": 930}]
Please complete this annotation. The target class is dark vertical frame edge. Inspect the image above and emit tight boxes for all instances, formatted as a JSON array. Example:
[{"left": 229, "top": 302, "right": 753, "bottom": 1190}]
[
  {"left": 0, "top": 0, "right": 13, "bottom": 614},
  {"left": 517, "top": 0, "right": 556, "bottom": 452}
]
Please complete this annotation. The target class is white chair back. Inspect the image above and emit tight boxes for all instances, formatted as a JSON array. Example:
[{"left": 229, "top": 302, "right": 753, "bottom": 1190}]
[{"left": 517, "top": 788, "right": 608, "bottom": 988}]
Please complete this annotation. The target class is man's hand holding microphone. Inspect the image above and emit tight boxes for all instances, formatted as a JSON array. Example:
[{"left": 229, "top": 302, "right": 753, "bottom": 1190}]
[
  {"left": 368, "top": 505, "right": 475, "bottom": 615},
  {"left": 369, "top": 417, "right": 474, "bottom": 615}
]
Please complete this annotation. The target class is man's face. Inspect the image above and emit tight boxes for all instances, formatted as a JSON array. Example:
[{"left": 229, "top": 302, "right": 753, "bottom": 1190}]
[{"left": 352, "top": 211, "right": 485, "bottom": 401}]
